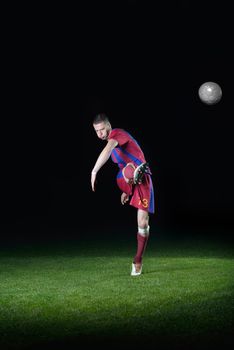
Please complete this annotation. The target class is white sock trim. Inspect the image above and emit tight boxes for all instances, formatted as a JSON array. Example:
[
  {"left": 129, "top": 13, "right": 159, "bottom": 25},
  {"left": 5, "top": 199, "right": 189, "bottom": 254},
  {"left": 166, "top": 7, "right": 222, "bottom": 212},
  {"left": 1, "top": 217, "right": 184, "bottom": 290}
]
[{"left": 138, "top": 225, "right": 150, "bottom": 236}]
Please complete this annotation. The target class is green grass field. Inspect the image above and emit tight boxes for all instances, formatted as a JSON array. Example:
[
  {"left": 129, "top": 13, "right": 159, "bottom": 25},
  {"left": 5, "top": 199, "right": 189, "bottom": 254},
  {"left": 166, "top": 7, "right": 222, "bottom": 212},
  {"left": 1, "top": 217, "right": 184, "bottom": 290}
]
[{"left": 0, "top": 231, "right": 233, "bottom": 349}]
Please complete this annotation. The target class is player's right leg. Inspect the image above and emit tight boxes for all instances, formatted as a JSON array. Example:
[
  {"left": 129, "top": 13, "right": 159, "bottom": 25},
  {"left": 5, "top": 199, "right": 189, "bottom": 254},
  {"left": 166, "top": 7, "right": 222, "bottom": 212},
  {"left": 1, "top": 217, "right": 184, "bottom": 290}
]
[{"left": 131, "top": 209, "right": 150, "bottom": 276}]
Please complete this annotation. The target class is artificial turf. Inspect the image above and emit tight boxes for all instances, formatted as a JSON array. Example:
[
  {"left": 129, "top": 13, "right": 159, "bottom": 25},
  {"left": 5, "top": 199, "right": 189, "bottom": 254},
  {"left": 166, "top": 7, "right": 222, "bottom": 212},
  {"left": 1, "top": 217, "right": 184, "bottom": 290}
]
[{"left": 0, "top": 231, "right": 233, "bottom": 349}]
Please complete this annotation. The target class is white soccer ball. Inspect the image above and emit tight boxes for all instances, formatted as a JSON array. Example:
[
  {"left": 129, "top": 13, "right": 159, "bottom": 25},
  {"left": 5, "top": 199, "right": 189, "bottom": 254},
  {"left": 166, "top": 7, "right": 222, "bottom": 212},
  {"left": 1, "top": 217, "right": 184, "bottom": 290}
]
[{"left": 198, "top": 82, "right": 222, "bottom": 105}]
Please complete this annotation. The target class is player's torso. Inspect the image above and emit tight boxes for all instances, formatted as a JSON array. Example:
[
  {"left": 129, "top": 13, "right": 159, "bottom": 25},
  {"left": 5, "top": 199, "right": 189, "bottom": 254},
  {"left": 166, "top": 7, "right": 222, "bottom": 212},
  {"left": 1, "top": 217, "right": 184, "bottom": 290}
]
[{"left": 109, "top": 129, "right": 146, "bottom": 168}]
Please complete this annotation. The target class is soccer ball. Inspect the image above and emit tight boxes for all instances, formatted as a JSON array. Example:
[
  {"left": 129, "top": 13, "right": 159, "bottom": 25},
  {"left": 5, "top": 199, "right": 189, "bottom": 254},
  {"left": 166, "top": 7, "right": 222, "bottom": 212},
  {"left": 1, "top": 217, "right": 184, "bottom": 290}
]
[{"left": 198, "top": 82, "right": 222, "bottom": 105}]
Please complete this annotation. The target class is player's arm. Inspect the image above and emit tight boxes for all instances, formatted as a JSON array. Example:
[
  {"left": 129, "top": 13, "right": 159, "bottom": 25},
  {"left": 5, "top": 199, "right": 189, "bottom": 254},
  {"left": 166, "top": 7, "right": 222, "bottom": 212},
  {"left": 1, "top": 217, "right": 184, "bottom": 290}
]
[
  {"left": 91, "top": 138, "right": 118, "bottom": 191},
  {"left": 121, "top": 192, "right": 129, "bottom": 205}
]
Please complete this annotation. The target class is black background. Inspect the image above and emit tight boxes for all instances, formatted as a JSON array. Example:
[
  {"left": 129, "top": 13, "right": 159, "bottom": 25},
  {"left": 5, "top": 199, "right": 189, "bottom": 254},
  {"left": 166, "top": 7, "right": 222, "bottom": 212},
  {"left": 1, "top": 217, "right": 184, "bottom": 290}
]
[{"left": 1, "top": 1, "right": 233, "bottom": 240}]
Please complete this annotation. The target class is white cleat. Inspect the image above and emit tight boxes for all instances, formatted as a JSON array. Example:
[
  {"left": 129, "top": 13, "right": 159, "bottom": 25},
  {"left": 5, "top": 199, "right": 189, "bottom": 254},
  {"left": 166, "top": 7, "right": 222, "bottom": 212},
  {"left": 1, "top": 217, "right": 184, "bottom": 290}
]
[{"left": 131, "top": 263, "right": 143, "bottom": 276}]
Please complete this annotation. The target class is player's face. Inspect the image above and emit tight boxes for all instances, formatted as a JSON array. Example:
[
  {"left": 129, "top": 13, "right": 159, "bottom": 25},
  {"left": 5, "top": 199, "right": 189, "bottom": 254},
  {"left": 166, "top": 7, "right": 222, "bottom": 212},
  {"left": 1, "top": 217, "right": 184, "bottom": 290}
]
[{"left": 93, "top": 121, "right": 111, "bottom": 140}]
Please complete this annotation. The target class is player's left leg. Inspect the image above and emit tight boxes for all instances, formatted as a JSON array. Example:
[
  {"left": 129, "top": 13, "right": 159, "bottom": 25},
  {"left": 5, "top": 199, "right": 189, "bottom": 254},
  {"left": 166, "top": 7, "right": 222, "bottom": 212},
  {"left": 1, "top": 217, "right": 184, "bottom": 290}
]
[
  {"left": 131, "top": 209, "right": 150, "bottom": 276},
  {"left": 122, "top": 162, "right": 151, "bottom": 185}
]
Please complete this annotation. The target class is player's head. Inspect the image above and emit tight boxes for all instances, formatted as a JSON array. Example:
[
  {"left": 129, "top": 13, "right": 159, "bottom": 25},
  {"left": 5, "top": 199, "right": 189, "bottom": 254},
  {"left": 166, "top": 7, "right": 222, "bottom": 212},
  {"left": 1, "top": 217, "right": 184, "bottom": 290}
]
[{"left": 93, "top": 113, "right": 112, "bottom": 140}]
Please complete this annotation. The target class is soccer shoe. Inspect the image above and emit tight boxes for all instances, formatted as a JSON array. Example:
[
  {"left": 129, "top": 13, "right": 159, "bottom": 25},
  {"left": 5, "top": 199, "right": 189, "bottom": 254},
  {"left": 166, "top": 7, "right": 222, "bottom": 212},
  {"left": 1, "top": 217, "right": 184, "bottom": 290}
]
[
  {"left": 131, "top": 263, "right": 143, "bottom": 276},
  {"left": 133, "top": 162, "right": 150, "bottom": 184}
]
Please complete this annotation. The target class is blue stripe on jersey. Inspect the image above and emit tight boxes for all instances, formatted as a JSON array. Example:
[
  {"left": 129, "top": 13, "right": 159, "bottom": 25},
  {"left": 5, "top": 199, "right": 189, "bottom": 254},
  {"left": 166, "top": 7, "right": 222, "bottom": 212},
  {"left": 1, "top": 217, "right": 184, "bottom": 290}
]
[
  {"left": 149, "top": 176, "right": 155, "bottom": 213},
  {"left": 117, "top": 146, "right": 142, "bottom": 166},
  {"left": 116, "top": 169, "right": 123, "bottom": 178},
  {"left": 111, "top": 148, "right": 127, "bottom": 167}
]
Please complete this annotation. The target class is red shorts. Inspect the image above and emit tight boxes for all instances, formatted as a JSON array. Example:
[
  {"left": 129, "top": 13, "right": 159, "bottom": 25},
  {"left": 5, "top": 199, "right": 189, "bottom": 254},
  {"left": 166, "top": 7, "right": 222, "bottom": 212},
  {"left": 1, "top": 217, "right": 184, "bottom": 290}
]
[{"left": 116, "top": 170, "right": 155, "bottom": 214}]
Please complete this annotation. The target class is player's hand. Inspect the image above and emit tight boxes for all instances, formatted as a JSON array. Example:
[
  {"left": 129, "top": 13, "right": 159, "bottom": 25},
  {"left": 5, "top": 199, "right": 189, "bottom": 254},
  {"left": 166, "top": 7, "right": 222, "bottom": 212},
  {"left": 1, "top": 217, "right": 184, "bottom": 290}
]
[
  {"left": 91, "top": 171, "right": 97, "bottom": 192},
  {"left": 121, "top": 192, "right": 129, "bottom": 205}
]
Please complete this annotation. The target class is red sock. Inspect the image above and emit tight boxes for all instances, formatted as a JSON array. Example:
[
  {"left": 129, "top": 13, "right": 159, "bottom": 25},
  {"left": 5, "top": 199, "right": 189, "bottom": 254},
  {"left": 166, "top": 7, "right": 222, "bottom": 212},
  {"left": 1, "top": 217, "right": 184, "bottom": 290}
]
[{"left": 134, "top": 233, "right": 149, "bottom": 264}]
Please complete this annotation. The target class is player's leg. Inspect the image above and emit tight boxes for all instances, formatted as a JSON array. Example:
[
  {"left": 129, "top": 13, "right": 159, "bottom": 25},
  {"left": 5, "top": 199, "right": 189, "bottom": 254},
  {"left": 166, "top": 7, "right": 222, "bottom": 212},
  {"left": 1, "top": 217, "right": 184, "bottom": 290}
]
[
  {"left": 131, "top": 208, "right": 150, "bottom": 276},
  {"left": 122, "top": 162, "right": 151, "bottom": 185},
  {"left": 122, "top": 163, "right": 135, "bottom": 184}
]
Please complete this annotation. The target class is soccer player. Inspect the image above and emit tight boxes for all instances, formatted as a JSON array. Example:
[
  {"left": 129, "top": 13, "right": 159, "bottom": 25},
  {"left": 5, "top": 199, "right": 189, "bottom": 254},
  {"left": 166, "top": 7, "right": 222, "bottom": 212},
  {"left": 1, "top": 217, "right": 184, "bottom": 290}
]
[{"left": 91, "top": 113, "right": 155, "bottom": 276}]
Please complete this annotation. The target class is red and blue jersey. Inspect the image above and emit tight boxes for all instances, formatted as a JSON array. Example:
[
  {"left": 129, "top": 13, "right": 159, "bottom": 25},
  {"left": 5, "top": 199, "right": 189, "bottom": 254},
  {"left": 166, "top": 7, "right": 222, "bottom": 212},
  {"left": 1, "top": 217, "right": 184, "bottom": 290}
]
[
  {"left": 108, "top": 128, "right": 155, "bottom": 214},
  {"left": 108, "top": 128, "right": 146, "bottom": 169}
]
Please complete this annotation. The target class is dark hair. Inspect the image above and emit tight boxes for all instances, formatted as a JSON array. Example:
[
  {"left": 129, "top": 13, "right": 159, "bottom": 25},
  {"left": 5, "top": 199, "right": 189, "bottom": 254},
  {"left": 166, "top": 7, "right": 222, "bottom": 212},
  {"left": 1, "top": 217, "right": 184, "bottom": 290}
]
[{"left": 93, "top": 113, "right": 110, "bottom": 125}]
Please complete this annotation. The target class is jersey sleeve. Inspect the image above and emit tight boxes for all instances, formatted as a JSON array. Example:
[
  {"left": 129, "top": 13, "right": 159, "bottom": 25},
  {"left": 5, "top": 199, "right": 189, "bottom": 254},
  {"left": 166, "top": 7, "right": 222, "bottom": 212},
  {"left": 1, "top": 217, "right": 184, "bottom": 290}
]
[{"left": 108, "top": 129, "right": 129, "bottom": 146}]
